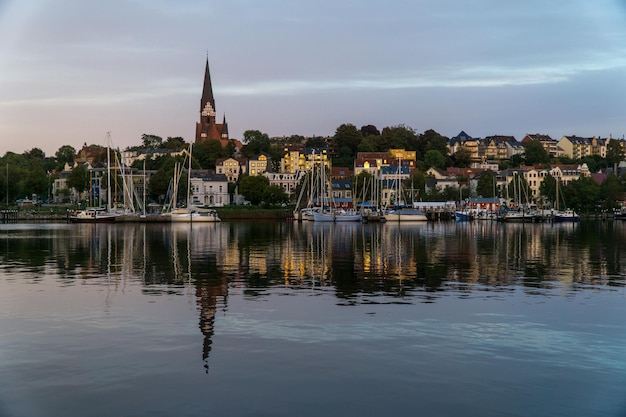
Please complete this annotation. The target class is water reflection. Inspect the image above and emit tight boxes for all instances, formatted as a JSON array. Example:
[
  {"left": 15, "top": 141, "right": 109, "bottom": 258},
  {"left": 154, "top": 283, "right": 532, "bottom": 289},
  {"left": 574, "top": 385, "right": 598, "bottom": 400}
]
[{"left": 1, "top": 220, "right": 625, "bottom": 371}]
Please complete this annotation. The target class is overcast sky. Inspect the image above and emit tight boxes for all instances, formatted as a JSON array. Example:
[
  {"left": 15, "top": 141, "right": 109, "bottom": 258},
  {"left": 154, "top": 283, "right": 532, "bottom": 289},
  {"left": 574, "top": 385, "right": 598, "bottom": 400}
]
[{"left": 2, "top": 0, "right": 626, "bottom": 156}]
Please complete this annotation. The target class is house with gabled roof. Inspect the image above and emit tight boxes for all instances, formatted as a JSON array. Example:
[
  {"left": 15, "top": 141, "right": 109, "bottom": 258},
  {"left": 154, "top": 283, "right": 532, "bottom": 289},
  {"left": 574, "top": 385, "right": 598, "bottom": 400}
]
[
  {"left": 189, "top": 170, "right": 230, "bottom": 207},
  {"left": 449, "top": 131, "right": 479, "bottom": 161},
  {"left": 480, "top": 135, "right": 517, "bottom": 160},
  {"left": 248, "top": 152, "right": 270, "bottom": 176},
  {"left": 557, "top": 136, "right": 607, "bottom": 159},
  {"left": 216, "top": 157, "right": 247, "bottom": 183},
  {"left": 353, "top": 152, "right": 390, "bottom": 176}
]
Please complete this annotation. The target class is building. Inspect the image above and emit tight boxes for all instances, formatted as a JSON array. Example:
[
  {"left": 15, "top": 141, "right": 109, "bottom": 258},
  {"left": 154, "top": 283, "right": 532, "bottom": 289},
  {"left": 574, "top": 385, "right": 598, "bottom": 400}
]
[
  {"left": 216, "top": 157, "right": 247, "bottom": 183},
  {"left": 558, "top": 136, "right": 607, "bottom": 159},
  {"left": 248, "top": 152, "right": 270, "bottom": 176},
  {"left": 480, "top": 135, "right": 517, "bottom": 160},
  {"left": 264, "top": 171, "right": 306, "bottom": 197},
  {"left": 281, "top": 146, "right": 330, "bottom": 174},
  {"left": 189, "top": 170, "right": 230, "bottom": 207},
  {"left": 353, "top": 152, "right": 390, "bottom": 176}
]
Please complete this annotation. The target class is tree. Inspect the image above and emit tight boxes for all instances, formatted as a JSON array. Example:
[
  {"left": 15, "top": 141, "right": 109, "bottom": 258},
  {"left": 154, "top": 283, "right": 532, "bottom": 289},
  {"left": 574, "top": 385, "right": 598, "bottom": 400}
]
[
  {"left": 416, "top": 129, "right": 449, "bottom": 158},
  {"left": 566, "top": 176, "right": 601, "bottom": 212},
  {"left": 263, "top": 185, "right": 289, "bottom": 206},
  {"left": 404, "top": 170, "right": 426, "bottom": 201},
  {"left": 55, "top": 145, "right": 76, "bottom": 169},
  {"left": 423, "top": 150, "right": 446, "bottom": 170},
  {"left": 193, "top": 139, "right": 226, "bottom": 170},
  {"left": 305, "top": 136, "right": 327, "bottom": 148},
  {"left": 476, "top": 171, "right": 496, "bottom": 198},
  {"left": 524, "top": 141, "right": 550, "bottom": 165},
  {"left": 606, "top": 140, "right": 624, "bottom": 168},
  {"left": 141, "top": 134, "right": 163, "bottom": 149},
  {"left": 241, "top": 130, "right": 271, "bottom": 159},
  {"left": 453, "top": 147, "right": 472, "bottom": 168},
  {"left": 539, "top": 173, "right": 557, "bottom": 206},
  {"left": 360, "top": 125, "right": 380, "bottom": 137},
  {"left": 238, "top": 175, "right": 270, "bottom": 205},
  {"left": 267, "top": 144, "right": 283, "bottom": 172},
  {"left": 147, "top": 160, "right": 176, "bottom": 203},
  {"left": 332, "top": 124, "right": 362, "bottom": 160},
  {"left": 601, "top": 173, "right": 624, "bottom": 210},
  {"left": 379, "top": 125, "right": 416, "bottom": 152},
  {"left": 67, "top": 165, "right": 89, "bottom": 198},
  {"left": 164, "top": 137, "right": 186, "bottom": 150}
]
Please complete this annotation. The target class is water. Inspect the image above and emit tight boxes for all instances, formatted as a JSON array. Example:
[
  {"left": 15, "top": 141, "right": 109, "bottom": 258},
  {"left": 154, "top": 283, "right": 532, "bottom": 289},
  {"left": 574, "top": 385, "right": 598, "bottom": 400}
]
[{"left": 1, "top": 221, "right": 626, "bottom": 417}]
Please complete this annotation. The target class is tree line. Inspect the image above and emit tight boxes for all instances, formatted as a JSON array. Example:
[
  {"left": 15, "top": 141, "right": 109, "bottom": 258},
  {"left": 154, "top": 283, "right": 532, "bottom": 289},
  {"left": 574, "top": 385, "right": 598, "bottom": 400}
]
[{"left": 2, "top": 123, "right": 625, "bottom": 211}]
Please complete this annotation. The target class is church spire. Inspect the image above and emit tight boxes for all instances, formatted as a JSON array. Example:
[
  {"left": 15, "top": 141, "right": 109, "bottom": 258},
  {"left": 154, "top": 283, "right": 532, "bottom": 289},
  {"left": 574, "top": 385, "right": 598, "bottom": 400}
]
[{"left": 200, "top": 57, "right": 216, "bottom": 124}]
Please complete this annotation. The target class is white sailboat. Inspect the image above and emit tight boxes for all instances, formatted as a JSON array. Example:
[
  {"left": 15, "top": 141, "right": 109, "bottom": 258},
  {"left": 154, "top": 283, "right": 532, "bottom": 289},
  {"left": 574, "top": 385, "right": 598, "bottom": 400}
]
[
  {"left": 164, "top": 144, "right": 221, "bottom": 223},
  {"left": 552, "top": 178, "right": 579, "bottom": 222},
  {"left": 383, "top": 161, "right": 427, "bottom": 222},
  {"left": 69, "top": 132, "right": 118, "bottom": 223}
]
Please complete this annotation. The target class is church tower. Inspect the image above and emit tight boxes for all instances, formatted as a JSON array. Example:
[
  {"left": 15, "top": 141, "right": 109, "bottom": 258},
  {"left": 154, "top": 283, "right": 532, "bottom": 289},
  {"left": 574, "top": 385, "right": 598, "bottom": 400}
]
[{"left": 195, "top": 57, "right": 229, "bottom": 144}]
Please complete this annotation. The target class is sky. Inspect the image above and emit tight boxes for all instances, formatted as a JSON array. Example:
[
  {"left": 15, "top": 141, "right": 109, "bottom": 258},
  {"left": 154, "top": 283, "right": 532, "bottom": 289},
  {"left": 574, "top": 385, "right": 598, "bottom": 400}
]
[{"left": 2, "top": 0, "right": 626, "bottom": 157}]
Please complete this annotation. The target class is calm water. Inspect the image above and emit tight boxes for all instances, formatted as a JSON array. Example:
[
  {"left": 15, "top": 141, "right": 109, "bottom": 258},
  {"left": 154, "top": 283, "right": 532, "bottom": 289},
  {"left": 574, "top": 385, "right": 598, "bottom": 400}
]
[{"left": 1, "top": 220, "right": 626, "bottom": 417}]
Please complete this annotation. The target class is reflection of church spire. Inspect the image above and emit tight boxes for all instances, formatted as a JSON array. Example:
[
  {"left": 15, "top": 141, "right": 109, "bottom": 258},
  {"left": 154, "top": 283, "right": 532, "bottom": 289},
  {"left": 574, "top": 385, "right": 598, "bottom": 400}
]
[{"left": 196, "top": 279, "right": 228, "bottom": 373}]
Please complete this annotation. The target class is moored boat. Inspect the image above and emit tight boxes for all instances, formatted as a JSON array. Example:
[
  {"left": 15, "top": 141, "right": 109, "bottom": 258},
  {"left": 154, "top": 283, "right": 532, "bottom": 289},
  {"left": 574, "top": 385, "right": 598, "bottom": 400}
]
[
  {"left": 69, "top": 207, "right": 117, "bottom": 223},
  {"left": 385, "top": 207, "right": 427, "bottom": 222}
]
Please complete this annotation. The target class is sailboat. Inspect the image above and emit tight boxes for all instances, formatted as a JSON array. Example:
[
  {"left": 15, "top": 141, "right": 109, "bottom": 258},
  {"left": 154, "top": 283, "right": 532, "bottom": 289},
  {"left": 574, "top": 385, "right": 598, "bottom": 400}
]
[
  {"left": 69, "top": 133, "right": 118, "bottom": 223},
  {"left": 383, "top": 161, "right": 427, "bottom": 222},
  {"left": 552, "top": 178, "right": 579, "bottom": 222},
  {"left": 312, "top": 160, "right": 360, "bottom": 222},
  {"left": 501, "top": 172, "right": 538, "bottom": 223},
  {"left": 164, "top": 144, "right": 221, "bottom": 223}
]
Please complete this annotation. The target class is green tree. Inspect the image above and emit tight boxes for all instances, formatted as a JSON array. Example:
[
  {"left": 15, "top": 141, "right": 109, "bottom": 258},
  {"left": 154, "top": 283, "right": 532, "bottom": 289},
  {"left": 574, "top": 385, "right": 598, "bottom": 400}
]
[
  {"left": 453, "top": 147, "right": 472, "bottom": 168},
  {"left": 141, "top": 134, "right": 163, "bottom": 149},
  {"left": 476, "top": 171, "right": 496, "bottom": 198},
  {"left": 147, "top": 162, "right": 176, "bottom": 203},
  {"left": 606, "top": 140, "right": 624, "bottom": 168},
  {"left": 357, "top": 136, "right": 378, "bottom": 152},
  {"left": 268, "top": 144, "right": 283, "bottom": 172},
  {"left": 379, "top": 125, "right": 416, "bottom": 152},
  {"left": 55, "top": 145, "right": 76, "bottom": 169},
  {"left": 305, "top": 136, "right": 327, "bottom": 148},
  {"left": 163, "top": 137, "right": 186, "bottom": 150},
  {"left": 424, "top": 150, "right": 446, "bottom": 170},
  {"left": 238, "top": 175, "right": 270, "bottom": 205},
  {"left": 67, "top": 165, "right": 89, "bottom": 198},
  {"left": 404, "top": 170, "right": 426, "bottom": 201},
  {"left": 416, "top": 129, "right": 449, "bottom": 159},
  {"left": 193, "top": 139, "right": 226, "bottom": 170},
  {"left": 241, "top": 130, "right": 271, "bottom": 159},
  {"left": 332, "top": 124, "right": 362, "bottom": 161},
  {"left": 263, "top": 185, "right": 289, "bottom": 206},
  {"left": 566, "top": 176, "right": 601, "bottom": 212},
  {"left": 523, "top": 141, "right": 550, "bottom": 165},
  {"left": 360, "top": 124, "right": 380, "bottom": 137},
  {"left": 601, "top": 173, "right": 624, "bottom": 210},
  {"left": 539, "top": 173, "right": 557, "bottom": 206}
]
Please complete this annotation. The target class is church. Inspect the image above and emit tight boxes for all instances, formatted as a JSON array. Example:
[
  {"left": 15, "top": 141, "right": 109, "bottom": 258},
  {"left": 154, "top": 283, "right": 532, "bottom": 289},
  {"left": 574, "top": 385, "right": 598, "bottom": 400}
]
[{"left": 195, "top": 57, "right": 233, "bottom": 148}]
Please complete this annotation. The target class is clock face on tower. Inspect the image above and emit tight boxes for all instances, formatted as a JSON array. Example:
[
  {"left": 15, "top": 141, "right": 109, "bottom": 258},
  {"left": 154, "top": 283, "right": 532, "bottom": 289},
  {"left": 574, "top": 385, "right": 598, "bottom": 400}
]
[{"left": 202, "top": 102, "right": 216, "bottom": 117}]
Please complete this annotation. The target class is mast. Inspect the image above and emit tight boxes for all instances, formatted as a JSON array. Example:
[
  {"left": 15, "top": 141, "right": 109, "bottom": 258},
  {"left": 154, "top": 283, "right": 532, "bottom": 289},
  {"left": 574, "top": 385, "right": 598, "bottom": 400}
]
[
  {"left": 106, "top": 132, "right": 112, "bottom": 211},
  {"left": 187, "top": 143, "right": 193, "bottom": 208}
]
